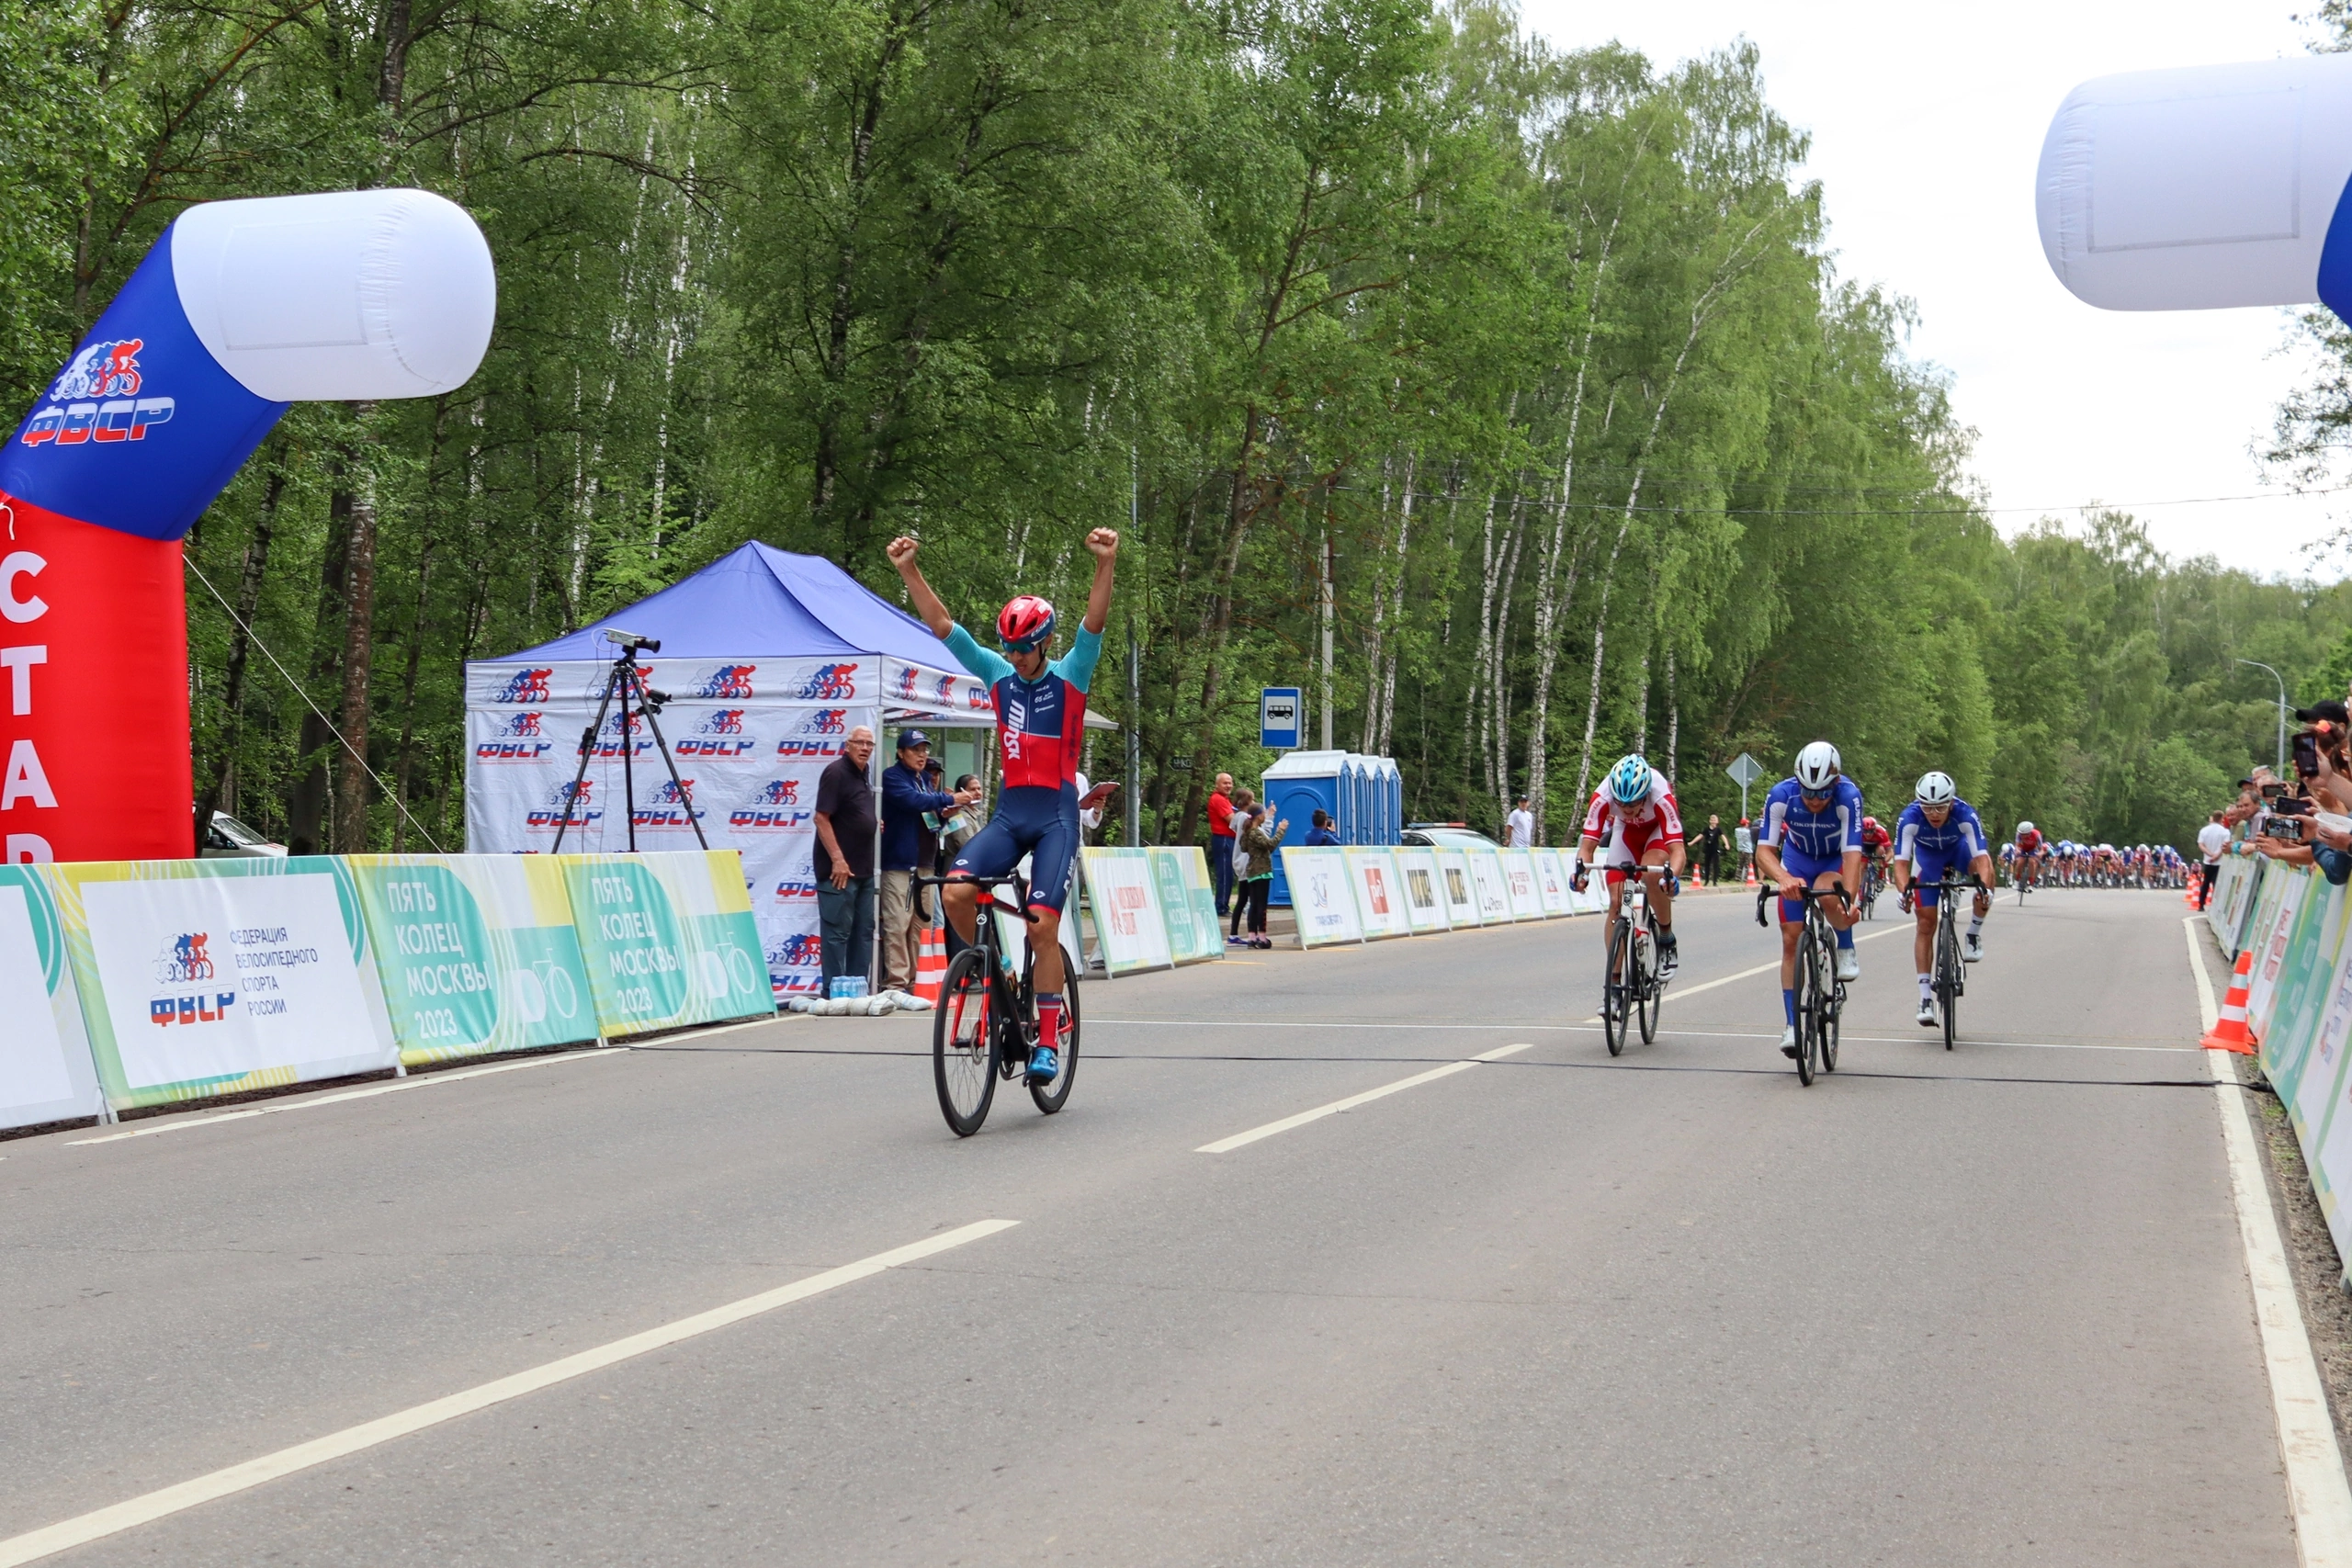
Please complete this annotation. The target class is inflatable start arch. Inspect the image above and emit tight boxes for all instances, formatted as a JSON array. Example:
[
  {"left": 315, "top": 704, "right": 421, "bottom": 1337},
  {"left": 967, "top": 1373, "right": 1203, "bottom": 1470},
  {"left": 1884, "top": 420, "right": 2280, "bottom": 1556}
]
[
  {"left": 0, "top": 189, "right": 494, "bottom": 863},
  {"left": 2040, "top": 54, "right": 2352, "bottom": 319}
]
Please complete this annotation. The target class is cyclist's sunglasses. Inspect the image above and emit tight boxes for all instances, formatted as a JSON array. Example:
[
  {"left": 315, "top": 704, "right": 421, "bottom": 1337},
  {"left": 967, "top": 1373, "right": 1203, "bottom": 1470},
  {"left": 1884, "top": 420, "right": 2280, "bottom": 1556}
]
[{"left": 1799, "top": 790, "right": 1830, "bottom": 806}]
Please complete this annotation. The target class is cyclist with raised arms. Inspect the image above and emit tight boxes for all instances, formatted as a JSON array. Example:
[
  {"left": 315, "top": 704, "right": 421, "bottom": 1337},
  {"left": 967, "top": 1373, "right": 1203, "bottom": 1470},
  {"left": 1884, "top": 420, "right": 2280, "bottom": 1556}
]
[
  {"left": 1890, "top": 771, "right": 1996, "bottom": 1028},
  {"left": 1756, "top": 740, "right": 1866, "bottom": 1058},
  {"left": 1571, "top": 753, "right": 1687, "bottom": 978},
  {"left": 888, "top": 527, "right": 1117, "bottom": 1085}
]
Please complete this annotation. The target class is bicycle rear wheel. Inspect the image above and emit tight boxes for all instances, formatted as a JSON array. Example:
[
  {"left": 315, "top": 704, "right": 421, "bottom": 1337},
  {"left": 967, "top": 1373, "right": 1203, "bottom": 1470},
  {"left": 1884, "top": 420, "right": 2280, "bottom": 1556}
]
[
  {"left": 933, "top": 949, "right": 998, "bottom": 1137},
  {"left": 1602, "top": 916, "right": 1630, "bottom": 1056},
  {"left": 1029, "top": 969, "right": 1080, "bottom": 1113}
]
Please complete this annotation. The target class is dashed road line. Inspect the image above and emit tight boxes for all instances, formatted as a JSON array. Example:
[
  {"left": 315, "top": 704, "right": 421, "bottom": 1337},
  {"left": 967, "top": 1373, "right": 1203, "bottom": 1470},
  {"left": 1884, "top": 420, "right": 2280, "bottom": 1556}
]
[{"left": 1195, "top": 1043, "right": 1534, "bottom": 1155}]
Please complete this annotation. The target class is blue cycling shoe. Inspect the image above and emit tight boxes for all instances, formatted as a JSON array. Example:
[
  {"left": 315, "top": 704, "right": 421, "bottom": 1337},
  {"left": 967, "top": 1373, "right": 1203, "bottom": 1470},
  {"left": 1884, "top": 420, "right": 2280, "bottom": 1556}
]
[{"left": 1026, "top": 1043, "right": 1060, "bottom": 1083}]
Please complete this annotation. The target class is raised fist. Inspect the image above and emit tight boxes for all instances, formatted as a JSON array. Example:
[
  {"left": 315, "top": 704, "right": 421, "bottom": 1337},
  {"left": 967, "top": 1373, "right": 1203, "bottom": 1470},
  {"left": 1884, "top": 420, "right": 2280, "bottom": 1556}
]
[
  {"left": 887, "top": 536, "right": 920, "bottom": 568},
  {"left": 1085, "top": 527, "right": 1119, "bottom": 558}
]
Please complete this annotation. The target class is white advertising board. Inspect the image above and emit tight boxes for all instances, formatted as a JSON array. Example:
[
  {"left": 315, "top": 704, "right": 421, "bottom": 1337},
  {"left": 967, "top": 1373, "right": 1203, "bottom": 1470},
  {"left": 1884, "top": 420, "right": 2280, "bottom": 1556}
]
[
  {"left": 1396, "top": 849, "right": 1451, "bottom": 934},
  {"left": 1532, "top": 850, "right": 1573, "bottom": 917},
  {"left": 44, "top": 859, "right": 399, "bottom": 1109},
  {"left": 1079, "top": 849, "right": 1175, "bottom": 974},
  {"left": 0, "top": 871, "right": 103, "bottom": 1130},
  {"left": 1500, "top": 850, "right": 1544, "bottom": 920},
  {"left": 1436, "top": 851, "right": 1482, "bottom": 926},
  {"left": 1346, "top": 849, "right": 1414, "bottom": 940},
  {"left": 1282, "top": 848, "right": 1363, "bottom": 947},
  {"left": 1465, "top": 850, "right": 1511, "bottom": 923}
]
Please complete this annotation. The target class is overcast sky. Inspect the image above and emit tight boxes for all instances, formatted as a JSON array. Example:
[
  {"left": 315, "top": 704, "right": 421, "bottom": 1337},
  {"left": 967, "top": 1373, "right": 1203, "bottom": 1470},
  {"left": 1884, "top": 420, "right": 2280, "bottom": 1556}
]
[{"left": 1516, "top": 0, "right": 2343, "bottom": 577}]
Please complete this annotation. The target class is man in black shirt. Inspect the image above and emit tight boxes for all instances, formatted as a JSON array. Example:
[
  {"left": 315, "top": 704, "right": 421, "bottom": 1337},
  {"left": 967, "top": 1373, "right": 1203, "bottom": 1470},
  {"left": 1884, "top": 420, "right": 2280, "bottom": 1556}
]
[
  {"left": 813, "top": 725, "right": 879, "bottom": 989},
  {"left": 1697, "top": 814, "right": 1730, "bottom": 886}
]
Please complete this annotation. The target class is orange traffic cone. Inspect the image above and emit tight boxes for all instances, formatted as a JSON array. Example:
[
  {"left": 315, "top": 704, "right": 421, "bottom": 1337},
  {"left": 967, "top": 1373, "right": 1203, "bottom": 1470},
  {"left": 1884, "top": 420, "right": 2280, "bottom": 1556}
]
[
  {"left": 912, "top": 921, "right": 948, "bottom": 1003},
  {"left": 2202, "top": 946, "right": 2256, "bottom": 1054}
]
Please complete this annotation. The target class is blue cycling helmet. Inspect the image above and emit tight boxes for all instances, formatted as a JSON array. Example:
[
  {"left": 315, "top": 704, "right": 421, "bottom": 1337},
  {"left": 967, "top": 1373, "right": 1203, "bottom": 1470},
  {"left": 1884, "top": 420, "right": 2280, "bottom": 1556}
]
[{"left": 1606, "top": 753, "right": 1654, "bottom": 805}]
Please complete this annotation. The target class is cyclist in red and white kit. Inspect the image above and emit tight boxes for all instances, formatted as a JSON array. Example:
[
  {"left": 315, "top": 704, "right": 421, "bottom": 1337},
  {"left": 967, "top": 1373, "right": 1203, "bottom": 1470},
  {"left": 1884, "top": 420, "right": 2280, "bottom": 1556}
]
[
  {"left": 1571, "top": 753, "right": 1688, "bottom": 977},
  {"left": 2012, "top": 820, "right": 2044, "bottom": 890}
]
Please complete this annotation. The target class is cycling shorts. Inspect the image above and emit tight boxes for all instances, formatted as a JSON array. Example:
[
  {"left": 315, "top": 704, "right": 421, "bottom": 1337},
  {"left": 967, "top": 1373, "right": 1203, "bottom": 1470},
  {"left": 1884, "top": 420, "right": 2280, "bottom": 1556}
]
[
  {"left": 950, "top": 784, "right": 1080, "bottom": 913},
  {"left": 1909, "top": 846, "right": 1970, "bottom": 908},
  {"left": 1775, "top": 844, "right": 1849, "bottom": 924},
  {"left": 1597, "top": 813, "right": 1677, "bottom": 876}
]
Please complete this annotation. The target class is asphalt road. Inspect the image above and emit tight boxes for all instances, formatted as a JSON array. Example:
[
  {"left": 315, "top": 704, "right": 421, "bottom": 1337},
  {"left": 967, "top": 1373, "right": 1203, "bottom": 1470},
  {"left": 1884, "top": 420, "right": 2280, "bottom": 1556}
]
[{"left": 0, "top": 885, "right": 2293, "bottom": 1565}]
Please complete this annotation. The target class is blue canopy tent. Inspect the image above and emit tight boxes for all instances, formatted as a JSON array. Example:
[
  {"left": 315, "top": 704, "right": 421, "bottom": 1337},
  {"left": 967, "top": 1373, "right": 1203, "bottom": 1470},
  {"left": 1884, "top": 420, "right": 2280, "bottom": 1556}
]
[
  {"left": 465, "top": 543, "right": 1114, "bottom": 999},
  {"left": 504, "top": 543, "right": 959, "bottom": 681}
]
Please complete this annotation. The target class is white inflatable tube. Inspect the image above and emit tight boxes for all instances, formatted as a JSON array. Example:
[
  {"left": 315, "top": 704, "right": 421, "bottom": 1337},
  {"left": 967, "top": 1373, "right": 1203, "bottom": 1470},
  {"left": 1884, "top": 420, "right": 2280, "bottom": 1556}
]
[
  {"left": 170, "top": 188, "right": 496, "bottom": 400},
  {"left": 2037, "top": 55, "right": 2352, "bottom": 312}
]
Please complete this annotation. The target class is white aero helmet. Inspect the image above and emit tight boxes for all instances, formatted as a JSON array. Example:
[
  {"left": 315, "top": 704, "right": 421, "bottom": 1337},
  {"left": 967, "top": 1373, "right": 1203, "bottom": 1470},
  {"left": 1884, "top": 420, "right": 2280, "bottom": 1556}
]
[
  {"left": 2019, "top": 820, "right": 2036, "bottom": 834},
  {"left": 1914, "top": 771, "right": 1956, "bottom": 806},
  {"left": 1793, "top": 740, "right": 1842, "bottom": 792}
]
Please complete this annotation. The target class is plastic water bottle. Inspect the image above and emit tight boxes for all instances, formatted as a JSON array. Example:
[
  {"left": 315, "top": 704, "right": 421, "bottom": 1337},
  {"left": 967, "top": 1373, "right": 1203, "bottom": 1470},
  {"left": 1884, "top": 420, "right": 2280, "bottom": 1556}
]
[{"left": 829, "top": 976, "right": 869, "bottom": 1001}]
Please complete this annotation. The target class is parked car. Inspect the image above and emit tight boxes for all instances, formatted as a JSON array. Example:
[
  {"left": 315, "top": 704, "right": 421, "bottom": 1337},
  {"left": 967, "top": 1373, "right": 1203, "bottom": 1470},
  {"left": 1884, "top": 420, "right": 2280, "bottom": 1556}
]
[
  {"left": 199, "top": 810, "right": 288, "bottom": 859},
  {"left": 1403, "top": 821, "right": 1500, "bottom": 852}
]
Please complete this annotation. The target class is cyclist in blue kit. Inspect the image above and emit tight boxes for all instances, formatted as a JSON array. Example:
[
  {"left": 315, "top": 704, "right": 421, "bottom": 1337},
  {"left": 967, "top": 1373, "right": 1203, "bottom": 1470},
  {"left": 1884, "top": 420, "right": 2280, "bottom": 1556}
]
[
  {"left": 1889, "top": 771, "right": 1996, "bottom": 1029},
  {"left": 1754, "top": 740, "right": 1866, "bottom": 1059},
  {"left": 888, "top": 527, "right": 1118, "bottom": 1085}
]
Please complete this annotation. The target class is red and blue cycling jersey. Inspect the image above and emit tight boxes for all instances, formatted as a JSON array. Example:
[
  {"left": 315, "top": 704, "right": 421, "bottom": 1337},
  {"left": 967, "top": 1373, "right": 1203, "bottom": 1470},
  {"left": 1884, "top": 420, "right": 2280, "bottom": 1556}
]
[
  {"left": 944, "top": 623, "right": 1102, "bottom": 788},
  {"left": 941, "top": 622, "right": 1103, "bottom": 912}
]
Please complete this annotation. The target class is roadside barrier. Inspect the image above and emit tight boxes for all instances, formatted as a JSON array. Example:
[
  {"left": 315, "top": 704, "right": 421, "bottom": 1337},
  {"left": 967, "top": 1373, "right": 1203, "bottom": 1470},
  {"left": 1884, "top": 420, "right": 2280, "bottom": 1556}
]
[
  {"left": 1274, "top": 844, "right": 1609, "bottom": 952},
  {"left": 2204, "top": 851, "right": 2352, "bottom": 1275},
  {"left": 1077, "top": 847, "right": 1227, "bottom": 975},
  {"left": 0, "top": 850, "right": 771, "bottom": 1132}
]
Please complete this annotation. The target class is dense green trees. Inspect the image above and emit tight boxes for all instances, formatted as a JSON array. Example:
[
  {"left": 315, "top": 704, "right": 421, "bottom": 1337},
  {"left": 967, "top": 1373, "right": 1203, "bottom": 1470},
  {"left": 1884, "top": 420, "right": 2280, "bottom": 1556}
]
[{"left": 3, "top": 0, "right": 2335, "bottom": 857}]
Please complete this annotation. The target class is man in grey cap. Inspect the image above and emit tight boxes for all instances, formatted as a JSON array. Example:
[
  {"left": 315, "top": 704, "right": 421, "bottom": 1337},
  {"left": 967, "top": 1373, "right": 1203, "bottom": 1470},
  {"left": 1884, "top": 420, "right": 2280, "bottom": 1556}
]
[{"left": 878, "top": 729, "right": 977, "bottom": 1004}]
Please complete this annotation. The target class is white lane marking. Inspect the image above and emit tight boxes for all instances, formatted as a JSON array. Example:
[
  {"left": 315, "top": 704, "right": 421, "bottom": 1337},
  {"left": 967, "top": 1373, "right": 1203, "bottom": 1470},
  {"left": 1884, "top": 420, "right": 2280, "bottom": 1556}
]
[
  {"left": 2184, "top": 915, "right": 2352, "bottom": 1566},
  {"left": 0, "top": 1218, "right": 1019, "bottom": 1568},
  {"left": 2186, "top": 915, "right": 2220, "bottom": 1029},
  {"left": 66, "top": 1048, "right": 628, "bottom": 1145},
  {"left": 1195, "top": 1043, "right": 1533, "bottom": 1155}
]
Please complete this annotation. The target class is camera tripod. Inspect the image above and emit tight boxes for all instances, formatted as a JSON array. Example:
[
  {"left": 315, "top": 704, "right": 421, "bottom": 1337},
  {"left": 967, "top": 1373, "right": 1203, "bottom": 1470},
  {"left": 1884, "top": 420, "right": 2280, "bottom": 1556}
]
[{"left": 548, "top": 632, "right": 708, "bottom": 853}]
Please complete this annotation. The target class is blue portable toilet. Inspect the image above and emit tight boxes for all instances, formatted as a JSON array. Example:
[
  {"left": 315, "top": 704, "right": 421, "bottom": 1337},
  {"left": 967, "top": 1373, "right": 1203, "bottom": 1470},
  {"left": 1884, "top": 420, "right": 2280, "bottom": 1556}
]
[
  {"left": 1262, "top": 750, "right": 1348, "bottom": 907},
  {"left": 1340, "top": 755, "right": 1363, "bottom": 843},
  {"left": 1374, "top": 756, "right": 1401, "bottom": 843}
]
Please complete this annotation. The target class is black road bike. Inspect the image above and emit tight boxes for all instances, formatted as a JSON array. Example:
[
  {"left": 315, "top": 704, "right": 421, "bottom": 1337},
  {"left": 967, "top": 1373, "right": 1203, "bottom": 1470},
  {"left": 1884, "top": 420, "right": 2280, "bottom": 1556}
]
[
  {"left": 920, "top": 873, "right": 1080, "bottom": 1137},
  {"left": 1591, "top": 869, "right": 1672, "bottom": 1055},
  {"left": 1758, "top": 881, "right": 1848, "bottom": 1087},
  {"left": 1919, "top": 867, "right": 1985, "bottom": 1052},
  {"left": 1859, "top": 857, "right": 1885, "bottom": 919}
]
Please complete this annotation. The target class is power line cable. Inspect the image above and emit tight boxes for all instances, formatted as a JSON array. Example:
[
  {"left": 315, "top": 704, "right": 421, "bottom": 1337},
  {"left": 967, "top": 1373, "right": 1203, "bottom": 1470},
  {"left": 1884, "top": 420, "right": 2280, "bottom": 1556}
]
[{"left": 184, "top": 556, "right": 446, "bottom": 855}]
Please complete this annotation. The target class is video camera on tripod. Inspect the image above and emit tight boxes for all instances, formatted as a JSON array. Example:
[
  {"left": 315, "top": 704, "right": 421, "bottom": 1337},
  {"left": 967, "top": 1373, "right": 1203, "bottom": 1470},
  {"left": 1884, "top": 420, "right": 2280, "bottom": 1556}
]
[{"left": 547, "top": 627, "right": 708, "bottom": 853}]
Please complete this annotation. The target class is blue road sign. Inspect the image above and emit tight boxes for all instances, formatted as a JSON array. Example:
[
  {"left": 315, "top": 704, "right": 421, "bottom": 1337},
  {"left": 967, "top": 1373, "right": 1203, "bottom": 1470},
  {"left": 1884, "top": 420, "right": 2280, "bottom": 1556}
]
[{"left": 1260, "top": 687, "right": 1302, "bottom": 750}]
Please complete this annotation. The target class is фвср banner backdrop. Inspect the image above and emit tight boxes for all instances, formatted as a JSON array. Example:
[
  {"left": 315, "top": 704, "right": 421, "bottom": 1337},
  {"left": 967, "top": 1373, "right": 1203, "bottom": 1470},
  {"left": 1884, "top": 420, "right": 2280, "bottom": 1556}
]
[
  {"left": 559, "top": 851, "right": 769, "bottom": 1037},
  {"left": 346, "top": 854, "right": 599, "bottom": 1065},
  {"left": 40, "top": 857, "right": 398, "bottom": 1108},
  {"left": 0, "top": 865, "right": 104, "bottom": 1129}
]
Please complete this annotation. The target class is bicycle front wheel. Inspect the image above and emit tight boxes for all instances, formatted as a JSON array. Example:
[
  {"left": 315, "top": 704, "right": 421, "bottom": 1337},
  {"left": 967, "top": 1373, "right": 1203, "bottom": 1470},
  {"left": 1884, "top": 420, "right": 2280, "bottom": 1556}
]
[
  {"left": 1636, "top": 925, "right": 1660, "bottom": 1045},
  {"left": 1601, "top": 916, "right": 1630, "bottom": 1056},
  {"left": 1793, "top": 924, "right": 1821, "bottom": 1086},
  {"left": 1029, "top": 969, "right": 1080, "bottom": 1113},
  {"left": 1938, "top": 929, "right": 1960, "bottom": 1052},
  {"left": 933, "top": 949, "right": 998, "bottom": 1137}
]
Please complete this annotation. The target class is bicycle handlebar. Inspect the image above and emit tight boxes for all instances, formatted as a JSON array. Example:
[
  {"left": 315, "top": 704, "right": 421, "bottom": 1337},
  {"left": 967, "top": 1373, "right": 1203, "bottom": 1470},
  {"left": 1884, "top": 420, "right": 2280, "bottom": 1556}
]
[
  {"left": 1755, "top": 879, "right": 1849, "bottom": 928},
  {"left": 912, "top": 872, "right": 1043, "bottom": 923}
]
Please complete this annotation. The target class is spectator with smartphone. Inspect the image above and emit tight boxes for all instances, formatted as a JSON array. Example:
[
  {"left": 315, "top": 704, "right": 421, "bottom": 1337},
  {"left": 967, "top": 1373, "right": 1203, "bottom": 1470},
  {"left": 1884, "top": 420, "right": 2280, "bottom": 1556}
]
[
  {"left": 878, "top": 730, "right": 978, "bottom": 1003},
  {"left": 1237, "top": 803, "right": 1290, "bottom": 948}
]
